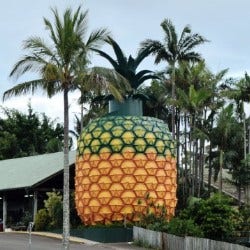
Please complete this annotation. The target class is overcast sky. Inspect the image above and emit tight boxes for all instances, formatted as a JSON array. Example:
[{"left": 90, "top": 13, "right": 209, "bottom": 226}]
[{"left": 1, "top": 0, "right": 250, "bottom": 130}]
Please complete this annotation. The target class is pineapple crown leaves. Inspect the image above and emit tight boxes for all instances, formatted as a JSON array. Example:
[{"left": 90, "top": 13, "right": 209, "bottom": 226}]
[{"left": 92, "top": 36, "right": 159, "bottom": 92}]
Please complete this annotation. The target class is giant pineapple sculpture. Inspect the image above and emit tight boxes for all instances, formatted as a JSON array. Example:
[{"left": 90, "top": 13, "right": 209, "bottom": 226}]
[
  {"left": 75, "top": 37, "right": 177, "bottom": 225},
  {"left": 75, "top": 101, "right": 177, "bottom": 225}
]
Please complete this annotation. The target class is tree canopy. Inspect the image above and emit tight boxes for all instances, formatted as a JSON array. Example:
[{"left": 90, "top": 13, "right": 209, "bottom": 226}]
[{"left": 0, "top": 104, "right": 64, "bottom": 160}]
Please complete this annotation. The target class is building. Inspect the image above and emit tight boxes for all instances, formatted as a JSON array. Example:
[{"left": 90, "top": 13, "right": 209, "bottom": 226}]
[{"left": 0, "top": 151, "right": 76, "bottom": 230}]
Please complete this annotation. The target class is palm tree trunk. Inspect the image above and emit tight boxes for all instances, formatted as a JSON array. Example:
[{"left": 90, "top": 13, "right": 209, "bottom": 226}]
[
  {"left": 62, "top": 86, "right": 70, "bottom": 250},
  {"left": 208, "top": 116, "right": 214, "bottom": 195},
  {"left": 194, "top": 139, "right": 199, "bottom": 196},
  {"left": 189, "top": 124, "right": 193, "bottom": 196},
  {"left": 176, "top": 109, "right": 180, "bottom": 183},
  {"left": 243, "top": 113, "right": 250, "bottom": 205},
  {"left": 80, "top": 102, "right": 84, "bottom": 134},
  {"left": 198, "top": 139, "right": 205, "bottom": 198},
  {"left": 238, "top": 185, "right": 241, "bottom": 207},
  {"left": 184, "top": 113, "right": 188, "bottom": 194},
  {"left": 171, "top": 62, "right": 176, "bottom": 140},
  {"left": 219, "top": 149, "right": 223, "bottom": 194}
]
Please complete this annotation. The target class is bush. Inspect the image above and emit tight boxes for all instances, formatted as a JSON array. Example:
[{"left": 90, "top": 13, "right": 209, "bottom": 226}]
[
  {"left": 35, "top": 191, "right": 82, "bottom": 231},
  {"left": 167, "top": 218, "right": 203, "bottom": 237},
  {"left": 136, "top": 195, "right": 169, "bottom": 231},
  {"left": 34, "top": 209, "right": 50, "bottom": 231},
  {"left": 180, "top": 193, "right": 241, "bottom": 241},
  {"left": 44, "top": 191, "right": 63, "bottom": 229},
  {"left": 239, "top": 205, "right": 250, "bottom": 232},
  {"left": 20, "top": 211, "right": 33, "bottom": 227}
]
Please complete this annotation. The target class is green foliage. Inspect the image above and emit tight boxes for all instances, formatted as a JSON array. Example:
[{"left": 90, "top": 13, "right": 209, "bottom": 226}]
[
  {"left": 138, "top": 80, "right": 169, "bottom": 121},
  {"left": 136, "top": 193, "right": 242, "bottom": 241},
  {"left": 34, "top": 209, "right": 50, "bottom": 231},
  {"left": 230, "top": 154, "right": 250, "bottom": 189},
  {"left": 167, "top": 218, "right": 204, "bottom": 237},
  {"left": 136, "top": 194, "right": 168, "bottom": 232},
  {"left": 179, "top": 193, "right": 241, "bottom": 240},
  {"left": 135, "top": 194, "right": 203, "bottom": 237},
  {"left": 35, "top": 191, "right": 82, "bottom": 230},
  {"left": 44, "top": 191, "right": 63, "bottom": 229},
  {"left": 0, "top": 105, "right": 64, "bottom": 159},
  {"left": 210, "top": 104, "right": 244, "bottom": 182},
  {"left": 45, "top": 138, "right": 63, "bottom": 153},
  {"left": 239, "top": 205, "right": 250, "bottom": 232},
  {"left": 20, "top": 211, "right": 33, "bottom": 227}
]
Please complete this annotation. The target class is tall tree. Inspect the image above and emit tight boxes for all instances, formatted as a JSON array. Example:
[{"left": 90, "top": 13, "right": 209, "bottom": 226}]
[
  {"left": 210, "top": 104, "right": 236, "bottom": 194},
  {"left": 222, "top": 73, "right": 250, "bottom": 204},
  {"left": 176, "top": 84, "right": 211, "bottom": 196},
  {"left": 140, "top": 19, "right": 207, "bottom": 139},
  {"left": 169, "top": 61, "right": 227, "bottom": 196},
  {"left": 138, "top": 79, "right": 169, "bottom": 120},
  {"left": 0, "top": 105, "right": 64, "bottom": 159},
  {"left": 3, "top": 6, "right": 109, "bottom": 249}
]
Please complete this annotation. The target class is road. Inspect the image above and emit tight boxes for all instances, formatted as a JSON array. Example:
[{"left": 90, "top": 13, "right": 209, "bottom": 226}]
[{"left": 0, "top": 233, "right": 143, "bottom": 250}]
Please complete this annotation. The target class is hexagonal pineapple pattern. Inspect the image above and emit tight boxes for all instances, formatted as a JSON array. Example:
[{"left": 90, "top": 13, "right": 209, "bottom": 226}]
[{"left": 75, "top": 116, "right": 177, "bottom": 225}]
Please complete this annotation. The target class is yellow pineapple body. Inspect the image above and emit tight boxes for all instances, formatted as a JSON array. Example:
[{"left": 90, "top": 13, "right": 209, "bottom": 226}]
[{"left": 75, "top": 116, "right": 177, "bottom": 225}]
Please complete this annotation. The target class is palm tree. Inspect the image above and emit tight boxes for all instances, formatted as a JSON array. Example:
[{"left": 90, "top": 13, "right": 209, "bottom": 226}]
[
  {"left": 171, "top": 61, "right": 227, "bottom": 196},
  {"left": 211, "top": 104, "right": 236, "bottom": 194},
  {"left": 138, "top": 79, "right": 169, "bottom": 120},
  {"left": 176, "top": 84, "right": 212, "bottom": 196},
  {"left": 222, "top": 73, "right": 250, "bottom": 204},
  {"left": 140, "top": 19, "right": 207, "bottom": 139},
  {"left": 3, "top": 6, "right": 109, "bottom": 249}
]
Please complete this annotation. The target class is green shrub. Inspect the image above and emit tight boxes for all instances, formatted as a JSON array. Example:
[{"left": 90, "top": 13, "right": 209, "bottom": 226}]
[
  {"left": 180, "top": 193, "right": 241, "bottom": 241},
  {"left": 136, "top": 195, "right": 168, "bottom": 231},
  {"left": 167, "top": 218, "right": 204, "bottom": 237},
  {"left": 34, "top": 209, "right": 50, "bottom": 231},
  {"left": 20, "top": 211, "right": 33, "bottom": 227},
  {"left": 239, "top": 205, "right": 250, "bottom": 232},
  {"left": 35, "top": 191, "right": 82, "bottom": 231},
  {"left": 44, "top": 191, "right": 63, "bottom": 229}
]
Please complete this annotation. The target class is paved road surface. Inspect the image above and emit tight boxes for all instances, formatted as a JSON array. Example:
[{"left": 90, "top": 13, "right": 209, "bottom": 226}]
[{"left": 0, "top": 233, "right": 144, "bottom": 250}]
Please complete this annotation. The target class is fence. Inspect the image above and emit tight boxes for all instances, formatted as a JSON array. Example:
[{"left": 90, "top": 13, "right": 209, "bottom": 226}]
[{"left": 133, "top": 226, "right": 250, "bottom": 250}]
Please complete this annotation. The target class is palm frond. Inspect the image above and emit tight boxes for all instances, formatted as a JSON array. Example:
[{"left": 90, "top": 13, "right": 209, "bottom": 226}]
[
  {"left": 106, "top": 36, "right": 127, "bottom": 68},
  {"left": 92, "top": 48, "right": 119, "bottom": 71},
  {"left": 85, "top": 66, "right": 130, "bottom": 101},
  {"left": 139, "top": 39, "right": 164, "bottom": 59},
  {"left": 180, "top": 52, "right": 203, "bottom": 62},
  {"left": 23, "top": 37, "right": 53, "bottom": 56},
  {"left": 135, "top": 70, "right": 154, "bottom": 80},
  {"left": 155, "top": 48, "right": 172, "bottom": 64},
  {"left": 181, "top": 33, "right": 208, "bottom": 54},
  {"left": 3, "top": 79, "right": 46, "bottom": 101},
  {"left": 134, "top": 45, "right": 156, "bottom": 67},
  {"left": 178, "top": 25, "right": 191, "bottom": 45},
  {"left": 73, "top": 6, "right": 88, "bottom": 38},
  {"left": 161, "top": 19, "right": 177, "bottom": 51},
  {"left": 136, "top": 74, "right": 159, "bottom": 89},
  {"left": 44, "top": 10, "right": 58, "bottom": 47},
  {"left": 9, "top": 55, "right": 47, "bottom": 79},
  {"left": 86, "top": 28, "right": 110, "bottom": 50}
]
